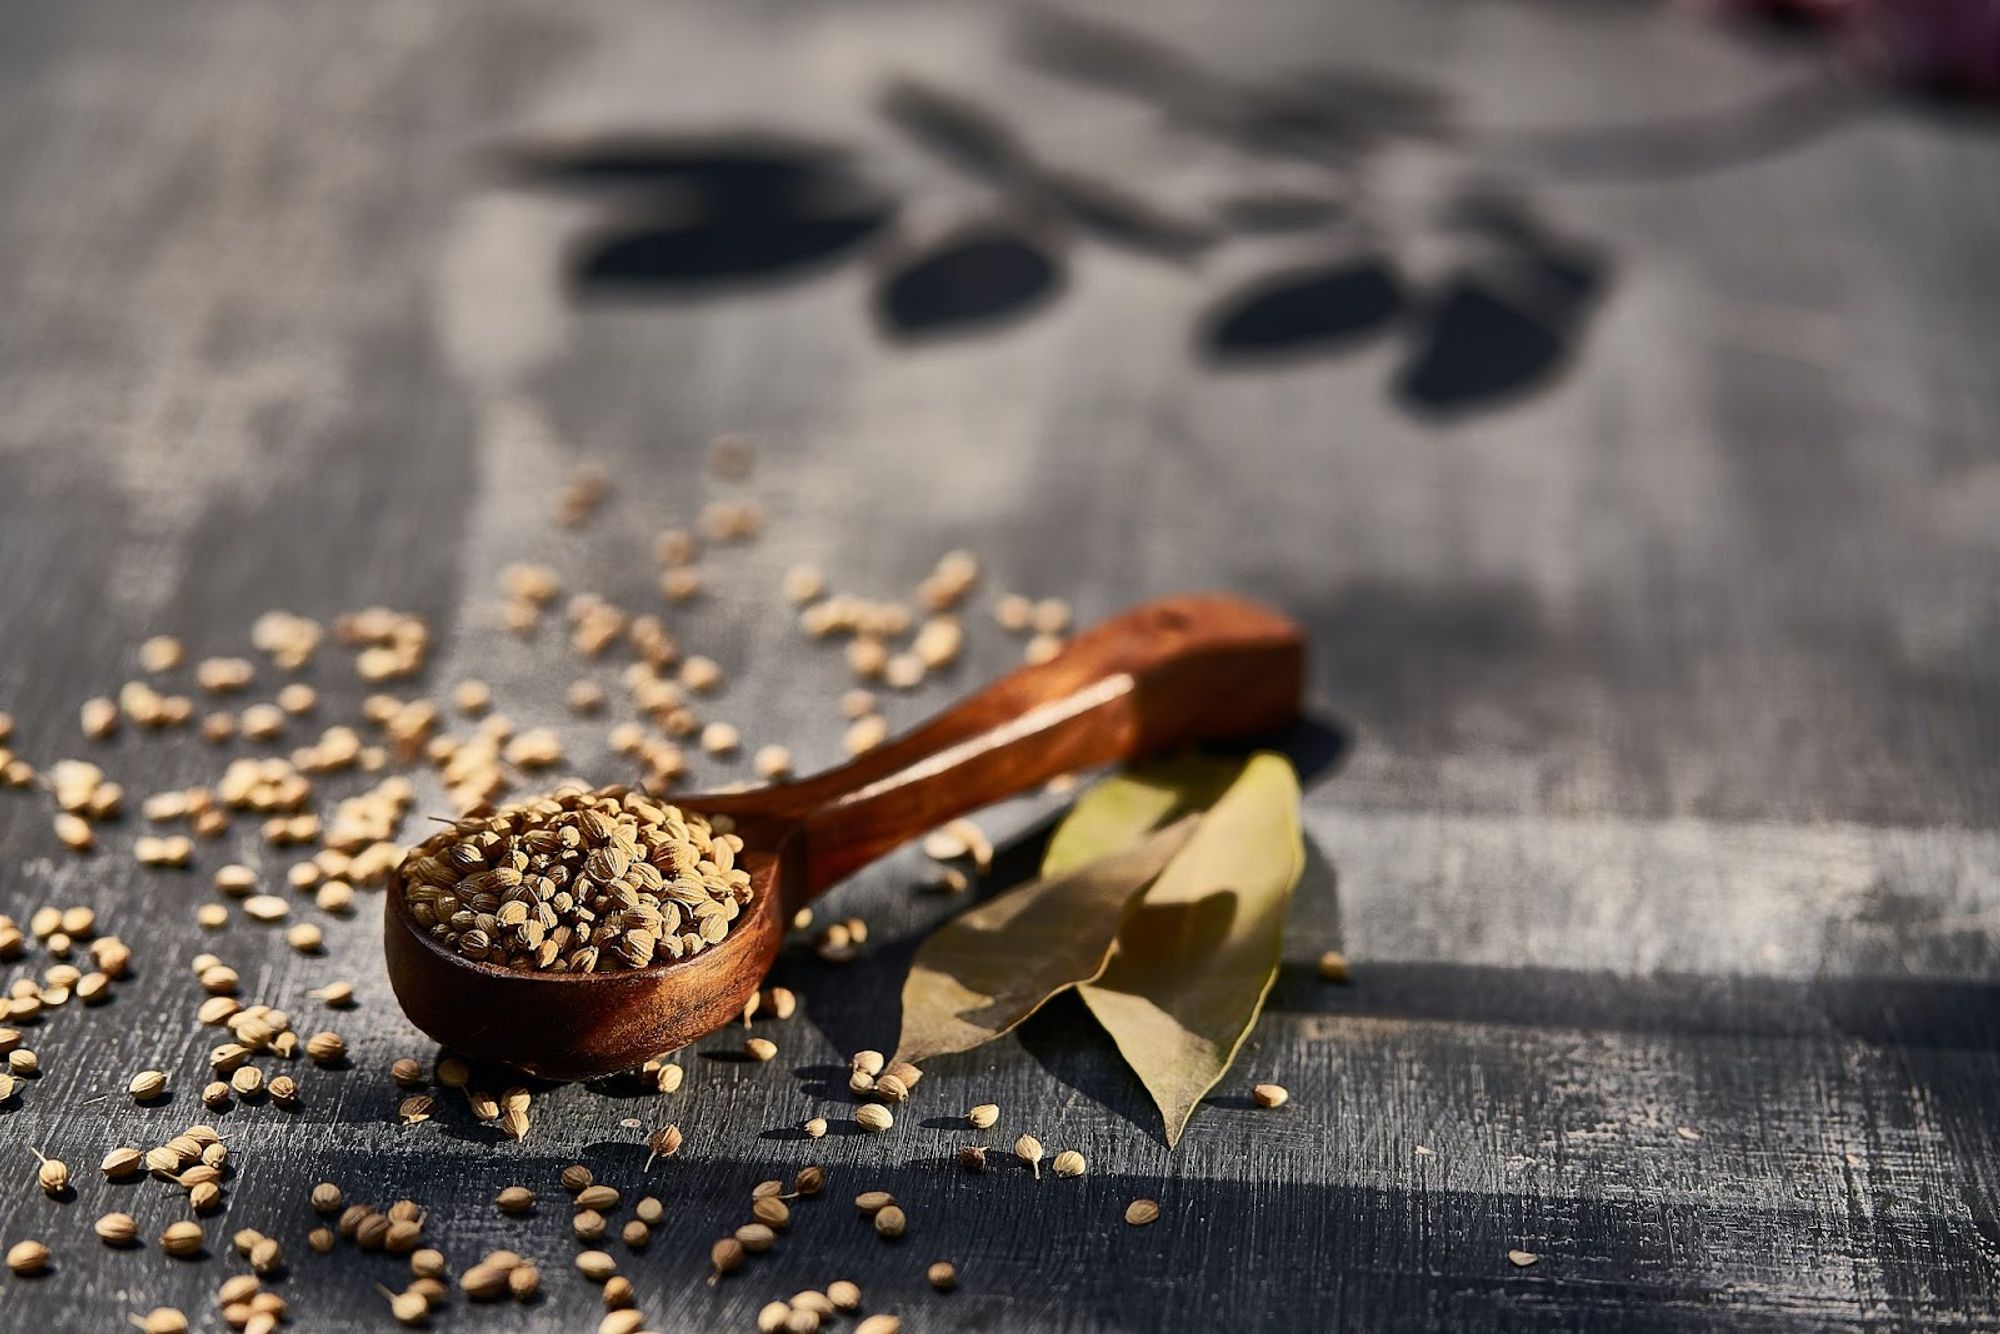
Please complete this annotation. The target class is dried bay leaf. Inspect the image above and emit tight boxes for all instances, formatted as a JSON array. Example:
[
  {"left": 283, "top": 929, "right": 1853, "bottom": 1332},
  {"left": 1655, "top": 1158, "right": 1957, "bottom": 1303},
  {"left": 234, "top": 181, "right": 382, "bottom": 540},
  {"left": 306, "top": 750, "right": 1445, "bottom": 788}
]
[
  {"left": 1066, "top": 752, "right": 1304, "bottom": 1146},
  {"left": 895, "top": 817, "right": 1200, "bottom": 1064},
  {"left": 1041, "top": 753, "right": 1246, "bottom": 879}
]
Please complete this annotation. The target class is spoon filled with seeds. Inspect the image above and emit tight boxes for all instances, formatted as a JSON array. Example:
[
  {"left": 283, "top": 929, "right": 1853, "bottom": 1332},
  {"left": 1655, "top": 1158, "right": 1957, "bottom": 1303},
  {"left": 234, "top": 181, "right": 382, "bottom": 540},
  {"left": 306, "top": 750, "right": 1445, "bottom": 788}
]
[{"left": 384, "top": 593, "right": 1302, "bottom": 1078}]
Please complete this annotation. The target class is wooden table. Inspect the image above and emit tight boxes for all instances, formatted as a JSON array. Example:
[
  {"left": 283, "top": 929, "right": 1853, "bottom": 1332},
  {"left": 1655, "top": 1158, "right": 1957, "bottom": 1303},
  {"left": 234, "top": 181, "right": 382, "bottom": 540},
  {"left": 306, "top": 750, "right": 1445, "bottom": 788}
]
[{"left": 2, "top": 1, "right": 1996, "bottom": 1329}]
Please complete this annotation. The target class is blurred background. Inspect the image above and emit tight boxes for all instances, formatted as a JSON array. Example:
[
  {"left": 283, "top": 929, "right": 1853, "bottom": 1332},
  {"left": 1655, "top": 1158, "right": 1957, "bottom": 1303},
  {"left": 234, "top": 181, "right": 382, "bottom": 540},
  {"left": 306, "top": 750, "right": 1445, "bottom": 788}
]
[{"left": 1, "top": 0, "right": 1998, "bottom": 1329}]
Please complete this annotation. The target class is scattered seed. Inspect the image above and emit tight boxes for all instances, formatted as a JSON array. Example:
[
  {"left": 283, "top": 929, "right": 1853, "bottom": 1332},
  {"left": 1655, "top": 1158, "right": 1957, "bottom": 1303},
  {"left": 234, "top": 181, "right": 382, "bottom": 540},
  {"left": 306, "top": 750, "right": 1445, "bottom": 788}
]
[
  {"left": 752, "top": 1196, "right": 790, "bottom": 1229},
  {"left": 927, "top": 1260, "right": 957, "bottom": 1290},
  {"left": 33, "top": 1150, "right": 70, "bottom": 1196},
  {"left": 745, "top": 1037, "right": 778, "bottom": 1062},
  {"left": 6, "top": 1239, "right": 49, "bottom": 1275},
  {"left": 94, "top": 1212, "right": 138, "bottom": 1246},
  {"left": 854, "top": 1191, "right": 894, "bottom": 1216},
  {"left": 873, "top": 1206, "right": 906, "bottom": 1240},
  {"left": 735, "top": 1223, "right": 776, "bottom": 1254},
  {"left": 496, "top": 1185, "right": 534, "bottom": 1215},
  {"left": 1253, "top": 1083, "right": 1289, "bottom": 1108},
  {"left": 709, "top": 1237, "right": 743, "bottom": 1282},
  {"left": 1014, "top": 1135, "right": 1043, "bottom": 1178},
  {"left": 160, "top": 1221, "right": 204, "bottom": 1258},
  {"left": 967, "top": 1103, "right": 999, "bottom": 1129},
  {"left": 645, "top": 1124, "right": 682, "bottom": 1169},
  {"left": 1509, "top": 1250, "right": 1540, "bottom": 1268},
  {"left": 855, "top": 1318, "right": 902, "bottom": 1334},
  {"left": 128, "top": 1070, "right": 168, "bottom": 1102},
  {"left": 575, "top": 1184, "right": 619, "bottom": 1211},
  {"left": 803, "top": 1117, "right": 828, "bottom": 1138},
  {"left": 1052, "top": 1150, "right": 1087, "bottom": 1178},
  {"left": 855, "top": 1104, "right": 893, "bottom": 1134},
  {"left": 958, "top": 1146, "right": 987, "bottom": 1172},
  {"left": 1124, "top": 1199, "right": 1160, "bottom": 1227}
]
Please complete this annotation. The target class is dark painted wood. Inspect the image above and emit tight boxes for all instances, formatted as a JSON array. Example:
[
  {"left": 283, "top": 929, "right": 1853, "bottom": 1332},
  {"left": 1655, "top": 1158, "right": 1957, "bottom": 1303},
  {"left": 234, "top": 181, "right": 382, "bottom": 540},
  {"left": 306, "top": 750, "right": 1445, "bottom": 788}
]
[{"left": 0, "top": 1, "right": 1997, "bottom": 1331}]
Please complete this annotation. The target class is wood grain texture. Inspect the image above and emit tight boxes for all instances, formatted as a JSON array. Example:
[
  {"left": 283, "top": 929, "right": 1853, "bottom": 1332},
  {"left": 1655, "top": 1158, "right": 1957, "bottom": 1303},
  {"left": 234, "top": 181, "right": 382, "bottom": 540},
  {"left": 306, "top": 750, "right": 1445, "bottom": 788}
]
[{"left": 1, "top": 0, "right": 1996, "bottom": 1330}]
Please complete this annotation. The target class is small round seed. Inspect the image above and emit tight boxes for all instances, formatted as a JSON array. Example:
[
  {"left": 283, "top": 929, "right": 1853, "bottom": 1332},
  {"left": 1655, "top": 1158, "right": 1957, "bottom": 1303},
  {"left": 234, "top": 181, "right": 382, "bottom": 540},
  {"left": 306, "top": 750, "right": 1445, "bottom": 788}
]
[
  {"left": 634, "top": 1196, "right": 663, "bottom": 1225},
  {"left": 101, "top": 1147, "right": 143, "bottom": 1180},
  {"left": 560, "top": 1165, "right": 593, "bottom": 1193},
  {"left": 310, "top": 1187, "right": 345, "bottom": 1218},
  {"left": 161, "top": 1221, "right": 204, "bottom": 1258},
  {"left": 735, "top": 1223, "right": 776, "bottom": 1253},
  {"left": 94, "top": 1212, "right": 138, "bottom": 1246},
  {"left": 6, "top": 1239, "right": 49, "bottom": 1275},
  {"left": 854, "top": 1190, "right": 894, "bottom": 1216},
  {"left": 621, "top": 1219, "right": 650, "bottom": 1250},
  {"left": 709, "top": 1237, "right": 743, "bottom": 1281},
  {"left": 967, "top": 1103, "right": 999, "bottom": 1129},
  {"left": 573, "top": 1210, "right": 607, "bottom": 1242},
  {"left": 855, "top": 1104, "right": 893, "bottom": 1134},
  {"left": 1125, "top": 1198, "right": 1160, "bottom": 1227},
  {"left": 509, "top": 1264, "right": 540, "bottom": 1301},
  {"left": 1052, "top": 1149, "right": 1088, "bottom": 1178},
  {"left": 803, "top": 1117, "right": 828, "bottom": 1139},
  {"left": 927, "top": 1260, "right": 957, "bottom": 1291},
  {"left": 873, "top": 1205, "right": 906, "bottom": 1240},
  {"left": 745, "top": 1037, "right": 777, "bottom": 1062},
  {"left": 496, "top": 1185, "right": 534, "bottom": 1215},
  {"left": 575, "top": 1250, "right": 618, "bottom": 1281},
  {"left": 1014, "top": 1134, "right": 1044, "bottom": 1178},
  {"left": 1317, "top": 949, "right": 1351, "bottom": 983},
  {"left": 1252, "top": 1082, "right": 1289, "bottom": 1108},
  {"left": 958, "top": 1146, "right": 988, "bottom": 1172},
  {"left": 305, "top": 1032, "right": 347, "bottom": 1065},
  {"left": 752, "top": 1196, "right": 790, "bottom": 1229},
  {"left": 575, "top": 1184, "right": 619, "bottom": 1211},
  {"left": 827, "top": 1280, "right": 861, "bottom": 1312}
]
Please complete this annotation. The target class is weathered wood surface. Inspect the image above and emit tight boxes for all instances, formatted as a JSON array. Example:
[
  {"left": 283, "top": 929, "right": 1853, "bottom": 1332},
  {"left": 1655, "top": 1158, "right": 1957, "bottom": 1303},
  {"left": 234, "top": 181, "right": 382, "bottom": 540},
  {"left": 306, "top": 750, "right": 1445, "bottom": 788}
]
[{"left": 1, "top": 1, "right": 1997, "bottom": 1330}]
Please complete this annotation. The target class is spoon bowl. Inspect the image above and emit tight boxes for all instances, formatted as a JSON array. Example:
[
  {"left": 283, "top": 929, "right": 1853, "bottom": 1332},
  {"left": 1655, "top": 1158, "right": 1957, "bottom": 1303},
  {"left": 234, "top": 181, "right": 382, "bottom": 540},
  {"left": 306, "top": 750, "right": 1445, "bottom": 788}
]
[{"left": 384, "top": 593, "right": 1304, "bottom": 1079}]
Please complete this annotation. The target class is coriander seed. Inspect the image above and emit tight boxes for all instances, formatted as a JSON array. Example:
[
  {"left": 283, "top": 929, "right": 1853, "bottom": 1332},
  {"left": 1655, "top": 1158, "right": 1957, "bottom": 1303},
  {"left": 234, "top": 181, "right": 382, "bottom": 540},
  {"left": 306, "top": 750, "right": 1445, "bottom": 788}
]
[
  {"left": 94, "top": 1212, "right": 138, "bottom": 1246},
  {"left": 735, "top": 1223, "right": 775, "bottom": 1253},
  {"left": 161, "top": 1221, "right": 204, "bottom": 1258},
  {"left": 496, "top": 1185, "right": 534, "bottom": 1215},
  {"left": 1252, "top": 1082, "right": 1289, "bottom": 1108},
  {"left": 804, "top": 1117, "right": 828, "bottom": 1139},
  {"left": 873, "top": 1205, "right": 906, "bottom": 1240},
  {"left": 6, "top": 1239, "right": 49, "bottom": 1275},
  {"left": 855, "top": 1104, "right": 893, "bottom": 1133},
  {"left": 1014, "top": 1134, "right": 1043, "bottom": 1178},
  {"left": 1052, "top": 1149, "right": 1087, "bottom": 1178},
  {"left": 1125, "top": 1198, "right": 1160, "bottom": 1227},
  {"left": 927, "top": 1260, "right": 957, "bottom": 1290}
]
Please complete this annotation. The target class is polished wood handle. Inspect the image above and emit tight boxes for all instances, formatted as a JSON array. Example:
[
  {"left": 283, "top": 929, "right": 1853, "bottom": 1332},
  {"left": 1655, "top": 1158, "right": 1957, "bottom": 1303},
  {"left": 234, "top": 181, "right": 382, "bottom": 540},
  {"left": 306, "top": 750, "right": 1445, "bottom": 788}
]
[{"left": 765, "top": 593, "right": 1303, "bottom": 896}]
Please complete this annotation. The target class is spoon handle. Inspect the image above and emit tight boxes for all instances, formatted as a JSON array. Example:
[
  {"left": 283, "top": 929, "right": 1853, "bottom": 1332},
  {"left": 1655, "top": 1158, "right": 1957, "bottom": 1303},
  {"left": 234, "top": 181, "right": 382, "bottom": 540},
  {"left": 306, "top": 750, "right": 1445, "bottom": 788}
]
[{"left": 761, "top": 592, "right": 1303, "bottom": 896}]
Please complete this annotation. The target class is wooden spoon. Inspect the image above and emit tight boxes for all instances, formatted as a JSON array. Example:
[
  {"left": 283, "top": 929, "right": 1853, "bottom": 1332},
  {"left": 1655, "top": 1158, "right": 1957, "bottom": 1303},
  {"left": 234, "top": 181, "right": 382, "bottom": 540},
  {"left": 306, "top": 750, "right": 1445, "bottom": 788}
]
[{"left": 384, "top": 592, "right": 1303, "bottom": 1079}]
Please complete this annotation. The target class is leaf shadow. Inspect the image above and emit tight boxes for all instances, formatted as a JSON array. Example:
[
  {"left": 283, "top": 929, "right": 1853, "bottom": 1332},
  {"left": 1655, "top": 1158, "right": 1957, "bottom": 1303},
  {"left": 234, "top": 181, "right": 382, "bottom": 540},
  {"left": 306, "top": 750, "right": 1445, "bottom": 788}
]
[
  {"left": 500, "top": 131, "right": 899, "bottom": 298},
  {"left": 1393, "top": 189, "right": 1611, "bottom": 416},
  {"left": 872, "top": 222, "right": 1067, "bottom": 342},
  {"left": 1198, "top": 254, "right": 1407, "bottom": 364}
]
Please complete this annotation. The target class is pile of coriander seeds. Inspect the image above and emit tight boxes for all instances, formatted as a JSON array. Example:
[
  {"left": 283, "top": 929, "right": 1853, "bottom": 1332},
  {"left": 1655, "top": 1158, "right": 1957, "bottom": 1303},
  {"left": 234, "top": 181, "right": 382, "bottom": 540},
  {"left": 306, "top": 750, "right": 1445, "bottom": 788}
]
[{"left": 396, "top": 785, "right": 752, "bottom": 970}]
